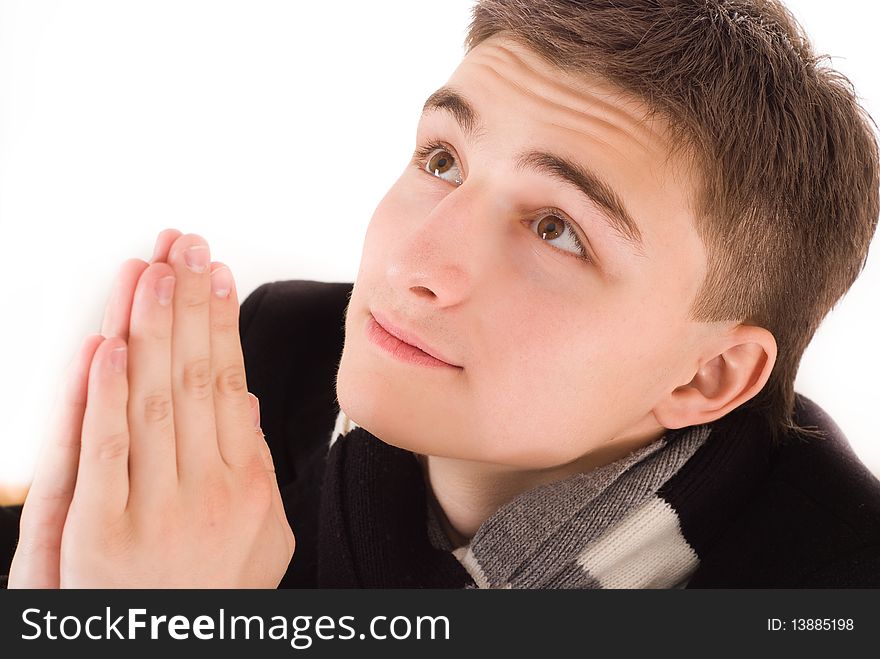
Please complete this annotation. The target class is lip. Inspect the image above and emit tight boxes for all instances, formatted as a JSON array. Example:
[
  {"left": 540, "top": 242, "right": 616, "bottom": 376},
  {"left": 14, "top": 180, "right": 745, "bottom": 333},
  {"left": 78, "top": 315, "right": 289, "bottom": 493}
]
[{"left": 367, "top": 309, "right": 462, "bottom": 369}]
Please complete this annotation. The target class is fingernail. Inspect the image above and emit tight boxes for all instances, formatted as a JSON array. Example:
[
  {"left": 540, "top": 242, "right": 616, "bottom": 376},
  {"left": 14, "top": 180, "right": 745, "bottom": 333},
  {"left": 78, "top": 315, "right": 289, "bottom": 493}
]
[
  {"left": 110, "top": 346, "right": 127, "bottom": 373},
  {"left": 210, "top": 266, "right": 232, "bottom": 299},
  {"left": 149, "top": 234, "right": 163, "bottom": 263},
  {"left": 248, "top": 393, "right": 261, "bottom": 428},
  {"left": 154, "top": 276, "right": 175, "bottom": 306},
  {"left": 183, "top": 245, "right": 209, "bottom": 273}
]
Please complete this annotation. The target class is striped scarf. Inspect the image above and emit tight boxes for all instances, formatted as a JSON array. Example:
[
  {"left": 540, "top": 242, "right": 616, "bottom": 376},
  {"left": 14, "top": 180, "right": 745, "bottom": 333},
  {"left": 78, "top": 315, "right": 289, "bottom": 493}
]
[{"left": 318, "top": 410, "right": 713, "bottom": 589}]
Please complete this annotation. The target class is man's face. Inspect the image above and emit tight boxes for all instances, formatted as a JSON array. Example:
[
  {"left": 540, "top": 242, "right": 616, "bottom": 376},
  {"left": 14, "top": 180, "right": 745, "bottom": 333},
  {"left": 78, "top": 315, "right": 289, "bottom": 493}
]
[{"left": 335, "top": 33, "right": 711, "bottom": 469}]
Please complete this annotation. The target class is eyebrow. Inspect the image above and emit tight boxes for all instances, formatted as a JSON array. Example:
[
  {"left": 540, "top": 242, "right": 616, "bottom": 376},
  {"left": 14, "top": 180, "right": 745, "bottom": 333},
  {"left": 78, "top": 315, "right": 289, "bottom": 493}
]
[{"left": 421, "top": 86, "right": 646, "bottom": 255}]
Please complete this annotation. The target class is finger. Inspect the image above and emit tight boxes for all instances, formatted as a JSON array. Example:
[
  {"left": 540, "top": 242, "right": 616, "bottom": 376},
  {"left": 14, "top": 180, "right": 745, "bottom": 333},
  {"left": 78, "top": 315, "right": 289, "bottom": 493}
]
[
  {"left": 149, "top": 228, "right": 184, "bottom": 264},
  {"left": 167, "top": 234, "right": 222, "bottom": 480},
  {"left": 209, "top": 263, "right": 259, "bottom": 468},
  {"left": 99, "top": 227, "right": 182, "bottom": 339},
  {"left": 9, "top": 334, "right": 104, "bottom": 588},
  {"left": 262, "top": 438, "right": 295, "bottom": 558},
  {"left": 76, "top": 336, "right": 131, "bottom": 520},
  {"left": 126, "top": 262, "right": 178, "bottom": 508},
  {"left": 100, "top": 259, "right": 149, "bottom": 339},
  {"left": 249, "top": 424, "right": 291, "bottom": 547}
]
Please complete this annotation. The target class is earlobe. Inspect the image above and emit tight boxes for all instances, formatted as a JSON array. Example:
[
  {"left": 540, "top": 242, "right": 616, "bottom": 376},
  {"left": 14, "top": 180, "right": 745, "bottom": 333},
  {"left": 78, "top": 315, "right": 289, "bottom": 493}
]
[{"left": 652, "top": 325, "right": 777, "bottom": 429}]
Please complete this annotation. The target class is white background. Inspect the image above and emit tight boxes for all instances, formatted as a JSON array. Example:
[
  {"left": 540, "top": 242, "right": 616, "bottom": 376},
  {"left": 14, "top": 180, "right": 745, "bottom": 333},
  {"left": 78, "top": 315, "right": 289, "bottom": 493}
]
[{"left": 0, "top": 0, "right": 877, "bottom": 493}]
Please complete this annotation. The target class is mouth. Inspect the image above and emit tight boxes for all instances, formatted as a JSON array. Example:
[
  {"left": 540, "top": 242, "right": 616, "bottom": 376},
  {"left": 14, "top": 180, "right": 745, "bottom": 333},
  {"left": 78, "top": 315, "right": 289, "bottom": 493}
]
[{"left": 366, "top": 311, "right": 462, "bottom": 370}]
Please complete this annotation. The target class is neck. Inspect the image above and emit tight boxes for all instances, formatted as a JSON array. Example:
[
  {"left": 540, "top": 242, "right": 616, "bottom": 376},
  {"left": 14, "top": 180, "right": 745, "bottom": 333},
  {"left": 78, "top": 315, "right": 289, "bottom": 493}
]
[{"left": 415, "top": 422, "right": 667, "bottom": 549}]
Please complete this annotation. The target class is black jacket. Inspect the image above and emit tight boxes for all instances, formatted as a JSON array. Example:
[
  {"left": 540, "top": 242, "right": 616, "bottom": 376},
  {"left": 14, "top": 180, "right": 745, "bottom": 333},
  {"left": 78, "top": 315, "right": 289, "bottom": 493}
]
[{"left": 2, "top": 279, "right": 880, "bottom": 587}]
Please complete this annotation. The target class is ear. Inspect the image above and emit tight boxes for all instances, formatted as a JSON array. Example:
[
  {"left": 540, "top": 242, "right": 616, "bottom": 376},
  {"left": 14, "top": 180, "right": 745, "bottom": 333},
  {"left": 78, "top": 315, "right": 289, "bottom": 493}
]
[{"left": 652, "top": 324, "right": 777, "bottom": 429}]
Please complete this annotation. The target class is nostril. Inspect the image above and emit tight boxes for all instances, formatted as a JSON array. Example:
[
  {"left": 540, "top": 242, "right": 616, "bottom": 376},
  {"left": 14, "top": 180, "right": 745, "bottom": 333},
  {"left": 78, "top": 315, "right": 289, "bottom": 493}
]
[{"left": 413, "top": 286, "right": 436, "bottom": 298}]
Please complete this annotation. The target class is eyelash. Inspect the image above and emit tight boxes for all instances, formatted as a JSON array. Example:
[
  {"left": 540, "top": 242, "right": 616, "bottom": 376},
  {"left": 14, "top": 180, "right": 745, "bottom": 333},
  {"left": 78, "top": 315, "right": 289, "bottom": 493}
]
[{"left": 410, "top": 139, "right": 592, "bottom": 264}]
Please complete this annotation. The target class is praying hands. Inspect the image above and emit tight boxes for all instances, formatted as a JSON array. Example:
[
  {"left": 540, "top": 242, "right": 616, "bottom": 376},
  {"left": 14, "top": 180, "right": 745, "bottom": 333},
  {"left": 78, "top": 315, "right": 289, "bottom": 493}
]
[{"left": 7, "top": 229, "right": 295, "bottom": 588}]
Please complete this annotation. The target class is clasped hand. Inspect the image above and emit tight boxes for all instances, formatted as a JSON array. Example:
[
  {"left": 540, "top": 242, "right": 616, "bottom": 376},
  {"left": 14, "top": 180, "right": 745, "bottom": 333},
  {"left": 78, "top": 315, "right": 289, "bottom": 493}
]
[{"left": 8, "top": 230, "right": 295, "bottom": 588}]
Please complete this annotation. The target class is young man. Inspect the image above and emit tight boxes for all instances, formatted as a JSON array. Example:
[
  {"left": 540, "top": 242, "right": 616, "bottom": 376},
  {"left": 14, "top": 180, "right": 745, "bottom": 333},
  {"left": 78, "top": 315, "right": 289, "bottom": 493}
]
[{"left": 3, "top": 0, "right": 880, "bottom": 588}]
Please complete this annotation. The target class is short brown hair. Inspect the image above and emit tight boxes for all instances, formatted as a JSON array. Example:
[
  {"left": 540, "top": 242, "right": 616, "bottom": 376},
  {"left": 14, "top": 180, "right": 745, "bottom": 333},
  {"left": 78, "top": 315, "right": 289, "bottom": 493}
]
[{"left": 466, "top": 0, "right": 880, "bottom": 444}]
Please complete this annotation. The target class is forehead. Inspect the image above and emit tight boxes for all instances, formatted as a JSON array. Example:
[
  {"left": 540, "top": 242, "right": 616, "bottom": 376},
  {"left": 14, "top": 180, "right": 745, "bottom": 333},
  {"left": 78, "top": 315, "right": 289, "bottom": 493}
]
[
  {"left": 434, "top": 34, "right": 703, "bottom": 280},
  {"left": 457, "top": 35, "right": 672, "bottom": 160}
]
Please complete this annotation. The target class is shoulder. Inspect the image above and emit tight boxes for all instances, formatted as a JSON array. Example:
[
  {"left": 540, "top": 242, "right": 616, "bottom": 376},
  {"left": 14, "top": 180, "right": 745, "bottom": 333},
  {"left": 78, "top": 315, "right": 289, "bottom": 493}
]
[
  {"left": 238, "top": 279, "right": 353, "bottom": 488},
  {"left": 239, "top": 279, "right": 354, "bottom": 344},
  {"left": 687, "top": 394, "right": 880, "bottom": 587}
]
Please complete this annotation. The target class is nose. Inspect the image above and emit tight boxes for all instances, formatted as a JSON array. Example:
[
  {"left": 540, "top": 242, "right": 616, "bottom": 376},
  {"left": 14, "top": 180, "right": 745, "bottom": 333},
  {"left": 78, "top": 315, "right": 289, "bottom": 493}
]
[
  {"left": 386, "top": 256, "right": 466, "bottom": 306},
  {"left": 385, "top": 190, "right": 485, "bottom": 308}
]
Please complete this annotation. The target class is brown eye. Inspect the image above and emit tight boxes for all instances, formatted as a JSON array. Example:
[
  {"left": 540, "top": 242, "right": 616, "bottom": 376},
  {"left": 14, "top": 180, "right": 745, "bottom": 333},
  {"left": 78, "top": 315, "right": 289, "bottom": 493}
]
[
  {"left": 414, "top": 142, "right": 464, "bottom": 185},
  {"left": 536, "top": 215, "right": 564, "bottom": 240},
  {"left": 427, "top": 149, "right": 455, "bottom": 176},
  {"left": 531, "top": 212, "right": 591, "bottom": 262}
]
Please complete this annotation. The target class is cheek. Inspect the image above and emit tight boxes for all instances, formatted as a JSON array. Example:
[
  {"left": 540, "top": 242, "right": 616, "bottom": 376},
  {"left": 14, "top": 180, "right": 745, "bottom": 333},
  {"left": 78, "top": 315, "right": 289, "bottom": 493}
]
[
  {"left": 362, "top": 188, "right": 403, "bottom": 253},
  {"left": 464, "top": 303, "right": 618, "bottom": 464},
  {"left": 369, "top": 171, "right": 441, "bottom": 227},
  {"left": 468, "top": 302, "right": 681, "bottom": 466},
  {"left": 358, "top": 174, "right": 441, "bottom": 267}
]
